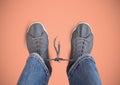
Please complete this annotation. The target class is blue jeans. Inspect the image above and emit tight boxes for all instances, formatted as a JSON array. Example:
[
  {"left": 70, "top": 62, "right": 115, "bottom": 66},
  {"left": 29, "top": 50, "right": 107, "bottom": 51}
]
[
  {"left": 17, "top": 53, "right": 50, "bottom": 85},
  {"left": 67, "top": 54, "right": 102, "bottom": 85},
  {"left": 17, "top": 53, "right": 102, "bottom": 85}
]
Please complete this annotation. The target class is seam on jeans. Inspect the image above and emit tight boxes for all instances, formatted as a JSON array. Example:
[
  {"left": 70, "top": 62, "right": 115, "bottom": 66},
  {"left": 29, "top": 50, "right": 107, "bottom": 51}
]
[
  {"left": 29, "top": 53, "right": 50, "bottom": 77},
  {"left": 68, "top": 54, "right": 94, "bottom": 79}
]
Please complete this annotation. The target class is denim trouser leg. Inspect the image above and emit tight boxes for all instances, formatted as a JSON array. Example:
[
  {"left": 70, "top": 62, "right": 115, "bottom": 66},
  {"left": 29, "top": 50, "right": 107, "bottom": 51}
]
[
  {"left": 17, "top": 53, "right": 50, "bottom": 85},
  {"left": 68, "top": 54, "right": 102, "bottom": 85}
]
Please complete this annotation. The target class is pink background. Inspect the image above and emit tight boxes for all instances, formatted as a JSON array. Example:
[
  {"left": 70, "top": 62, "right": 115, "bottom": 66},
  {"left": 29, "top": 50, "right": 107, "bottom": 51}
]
[{"left": 0, "top": 0, "right": 120, "bottom": 85}]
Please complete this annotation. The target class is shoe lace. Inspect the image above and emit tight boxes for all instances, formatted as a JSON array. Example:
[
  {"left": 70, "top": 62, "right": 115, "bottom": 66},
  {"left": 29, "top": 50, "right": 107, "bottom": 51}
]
[
  {"left": 32, "top": 37, "right": 41, "bottom": 54},
  {"left": 72, "top": 37, "right": 88, "bottom": 58},
  {"left": 32, "top": 36, "right": 87, "bottom": 62},
  {"left": 45, "top": 37, "right": 75, "bottom": 62}
]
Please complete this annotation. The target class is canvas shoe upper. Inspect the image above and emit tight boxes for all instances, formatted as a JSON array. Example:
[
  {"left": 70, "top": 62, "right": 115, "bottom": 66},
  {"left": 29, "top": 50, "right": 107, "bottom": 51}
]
[
  {"left": 26, "top": 22, "right": 52, "bottom": 74},
  {"left": 67, "top": 22, "right": 93, "bottom": 73}
]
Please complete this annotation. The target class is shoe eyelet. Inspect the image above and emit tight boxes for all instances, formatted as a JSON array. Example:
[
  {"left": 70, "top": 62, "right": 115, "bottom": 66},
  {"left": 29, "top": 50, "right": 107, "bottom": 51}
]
[
  {"left": 81, "top": 50, "right": 83, "bottom": 53},
  {"left": 82, "top": 46, "right": 84, "bottom": 49},
  {"left": 80, "top": 54, "right": 82, "bottom": 56}
]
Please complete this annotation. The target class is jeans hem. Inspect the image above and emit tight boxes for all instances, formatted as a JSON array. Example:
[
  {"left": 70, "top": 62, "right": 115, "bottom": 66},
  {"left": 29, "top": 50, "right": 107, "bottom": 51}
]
[
  {"left": 29, "top": 53, "right": 50, "bottom": 77},
  {"left": 68, "top": 54, "right": 94, "bottom": 79}
]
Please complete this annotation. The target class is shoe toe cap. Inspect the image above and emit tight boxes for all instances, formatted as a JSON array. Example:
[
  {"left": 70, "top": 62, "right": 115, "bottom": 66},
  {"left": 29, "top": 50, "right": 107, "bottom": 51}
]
[
  {"left": 74, "top": 22, "right": 92, "bottom": 37},
  {"left": 28, "top": 23, "right": 45, "bottom": 37}
]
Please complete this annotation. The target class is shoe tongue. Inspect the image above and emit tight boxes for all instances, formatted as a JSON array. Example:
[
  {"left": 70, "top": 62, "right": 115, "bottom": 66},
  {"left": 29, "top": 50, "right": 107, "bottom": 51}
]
[
  {"left": 78, "top": 24, "right": 91, "bottom": 37},
  {"left": 29, "top": 24, "right": 44, "bottom": 37}
]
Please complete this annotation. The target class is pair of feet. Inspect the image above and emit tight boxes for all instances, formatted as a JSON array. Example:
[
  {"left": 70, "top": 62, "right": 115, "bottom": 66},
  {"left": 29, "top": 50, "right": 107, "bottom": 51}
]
[{"left": 26, "top": 22, "right": 93, "bottom": 75}]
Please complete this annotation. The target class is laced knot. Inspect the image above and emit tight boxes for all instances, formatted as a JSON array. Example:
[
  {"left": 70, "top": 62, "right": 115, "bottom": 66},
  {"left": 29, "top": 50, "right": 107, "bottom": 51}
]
[{"left": 46, "top": 37, "right": 74, "bottom": 62}]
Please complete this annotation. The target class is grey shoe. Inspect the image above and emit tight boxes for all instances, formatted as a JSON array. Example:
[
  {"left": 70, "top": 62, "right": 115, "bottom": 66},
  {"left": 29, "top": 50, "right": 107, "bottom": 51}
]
[
  {"left": 26, "top": 22, "right": 52, "bottom": 74},
  {"left": 67, "top": 22, "right": 93, "bottom": 73}
]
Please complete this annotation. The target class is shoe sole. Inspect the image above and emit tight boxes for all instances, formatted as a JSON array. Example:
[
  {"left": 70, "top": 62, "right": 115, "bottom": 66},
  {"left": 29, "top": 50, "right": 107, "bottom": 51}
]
[{"left": 27, "top": 22, "right": 48, "bottom": 35}]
